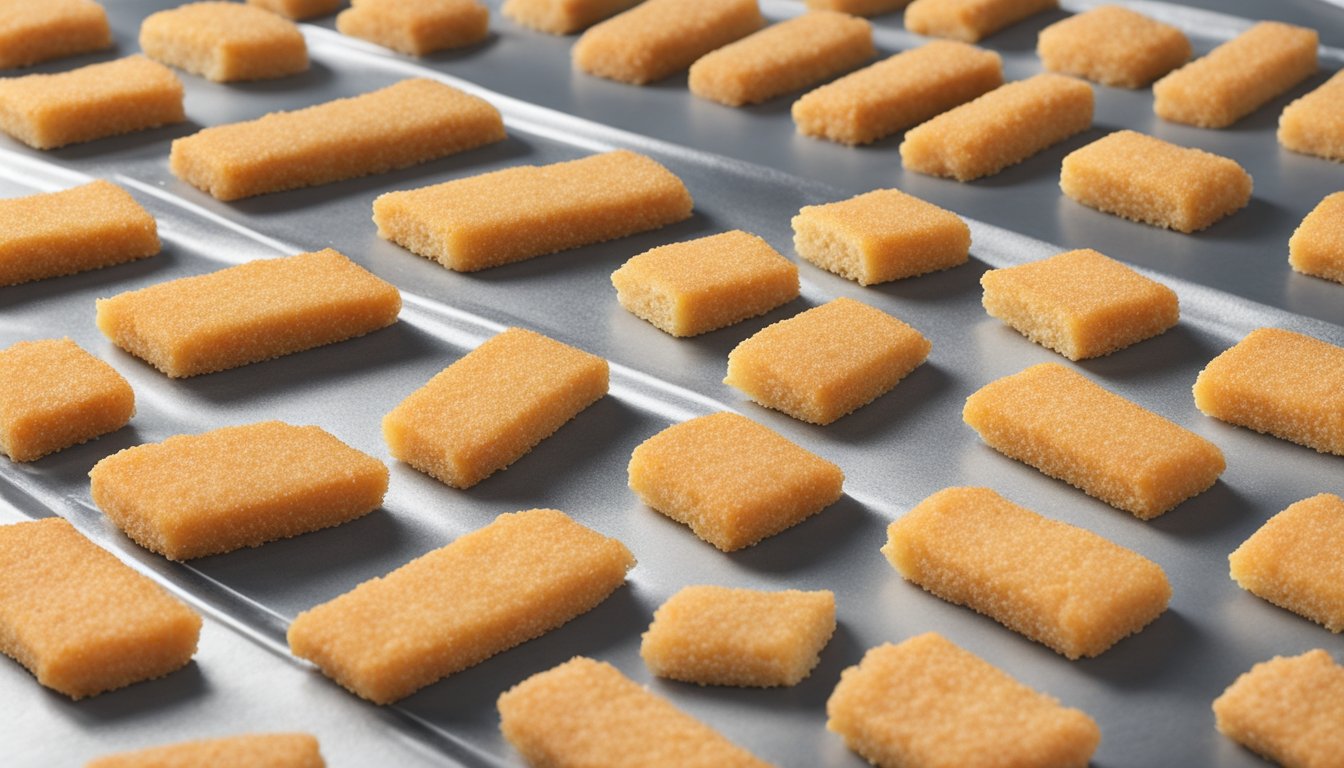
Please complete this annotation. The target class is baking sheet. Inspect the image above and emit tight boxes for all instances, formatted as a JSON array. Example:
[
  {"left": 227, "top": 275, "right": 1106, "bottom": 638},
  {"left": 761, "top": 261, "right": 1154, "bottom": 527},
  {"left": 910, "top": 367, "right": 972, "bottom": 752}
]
[{"left": 3, "top": 1, "right": 1344, "bottom": 766}]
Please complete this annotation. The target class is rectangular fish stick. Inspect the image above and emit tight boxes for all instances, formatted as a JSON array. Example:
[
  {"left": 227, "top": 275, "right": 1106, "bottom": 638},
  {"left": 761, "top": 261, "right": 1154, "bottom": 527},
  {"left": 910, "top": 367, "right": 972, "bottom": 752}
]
[
  {"left": 964, "top": 363, "right": 1225, "bottom": 519},
  {"left": 572, "top": 0, "right": 764, "bottom": 85},
  {"left": 905, "top": 0, "right": 1058, "bottom": 42},
  {"left": 96, "top": 249, "right": 401, "bottom": 378},
  {"left": 1060, "top": 130, "right": 1252, "bottom": 233},
  {"left": 336, "top": 0, "right": 490, "bottom": 56},
  {"left": 90, "top": 421, "right": 389, "bottom": 561},
  {"left": 792, "top": 40, "right": 1003, "bottom": 146},
  {"left": 502, "top": 0, "right": 640, "bottom": 34},
  {"left": 382, "top": 328, "right": 609, "bottom": 489},
  {"left": 373, "top": 150, "right": 693, "bottom": 271},
  {"left": 289, "top": 509, "right": 635, "bottom": 704},
  {"left": 1279, "top": 70, "right": 1344, "bottom": 162},
  {"left": 1213, "top": 650, "right": 1344, "bottom": 768},
  {"left": 0, "top": 56, "right": 184, "bottom": 150},
  {"left": 827, "top": 634, "right": 1100, "bottom": 768},
  {"left": 805, "top": 0, "right": 910, "bottom": 16},
  {"left": 88, "top": 733, "right": 325, "bottom": 768},
  {"left": 1193, "top": 328, "right": 1344, "bottom": 456},
  {"left": 1230, "top": 493, "right": 1344, "bottom": 633},
  {"left": 884, "top": 487, "right": 1171, "bottom": 658},
  {"left": 139, "top": 2, "right": 309, "bottom": 82},
  {"left": 169, "top": 78, "right": 505, "bottom": 200},
  {"left": 1037, "top": 5, "right": 1190, "bottom": 88},
  {"left": 688, "top": 12, "right": 874, "bottom": 107},
  {"left": 247, "top": 0, "right": 343, "bottom": 20},
  {"left": 1290, "top": 192, "right": 1344, "bottom": 283},
  {"left": 498, "top": 657, "right": 770, "bottom": 768},
  {"left": 901, "top": 73, "right": 1093, "bottom": 181},
  {"left": 1154, "top": 21, "right": 1317, "bottom": 129},
  {"left": 0, "top": 181, "right": 159, "bottom": 287},
  {"left": 0, "top": 0, "right": 111, "bottom": 69},
  {"left": 0, "top": 518, "right": 201, "bottom": 699}
]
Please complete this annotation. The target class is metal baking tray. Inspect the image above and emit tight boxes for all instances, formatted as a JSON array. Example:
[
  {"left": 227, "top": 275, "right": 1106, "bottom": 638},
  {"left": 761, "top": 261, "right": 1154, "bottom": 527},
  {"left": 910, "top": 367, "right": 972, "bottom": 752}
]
[{"left": 2, "top": 1, "right": 1342, "bottom": 766}]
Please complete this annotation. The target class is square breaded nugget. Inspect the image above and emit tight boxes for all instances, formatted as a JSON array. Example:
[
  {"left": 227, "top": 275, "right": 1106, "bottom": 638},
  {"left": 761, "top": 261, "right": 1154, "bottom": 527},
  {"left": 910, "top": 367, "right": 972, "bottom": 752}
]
[
  {"left": 1213, "top": 650, "right": 1344, "bottom": 768},
  {"left": 792, "top": 40, "right": 1002, "bottom": 146},
  {"left": 1193, "top": 328, "right": 1344, "bottom": 456},
  {"left": 87, "top": 733, "right": 325, "bottom": 768},
  {"left": 373, "top": 150, "right": 693, "bottom": 271},
  {"left": 689, "top": 12, "right": 874, "bottom": 107},
  {"left": 572, "top": 0, "right": 764, "bottom": 85},
  {"left": 1230, "top": 493, "right": 1344, "bottom": 633},
  {"left": 503, "top": 0, "right": 639, "bottom": 34},
  {"left": 171, "top": 79, "right": 503, "bottom": 201},
  {"left": 0, "top": 0, "right": 111, "bottom": 69},
  {"left": 0, "top": 180, "right": 159, "bottom": 287},
  {"left": 1289, "top": 192, "right": 1344, "bottom": 283},
  {"left": 337, "top": 0, "right": 489, "bottom": 56},
  {"left": 805, "top": 0, "right": 910, "bottom": 16},
  {"left": 611, "top": 230, "right": 799, "bottom": 337},
  {"left": 1154, "top": 21, "right": 1317, "bottom": 129},
  {"left": 980, "top": 248, "right": 1179, "bottom": 360},
  {"left": 499, "top": 657, "right": 770, "bottom": 768},
  {"left": 1280, "top": 70, "right": 1344, "bottom": 162},
  {"left": 1037, "top": 5, "right": 1190, "bottom": 88},
  {"left": 96, "top": 249, "right": 401, "bottom": 378},
  {"left": 1060, "top": 130, "right": 1252, "bottom": 233},
  {"left": 0, "top": 339, "right": 134, "bottom": 462},
  {"left": 0, "top": 55, "right": 184, "bottom": 150},
  {"left": 247, "top": 0, "right": 343, "bottom": 20},
  {"left": 792, "top": 188, "right": 970, "bottom": 285},
  {"left": 289, "top": 510, "right": 635, "bottom": 704},
  {"left": 628, "top": 412, "right": 844, "bottom": 551},
  {"left": 725, "top": 297, "right": 931, "bottom": 425},
  {"left": 965, "top": 363, "right": 1225, "bottom": 519},
  {"left": 641, "top": 586, "right": 836, "bottom": 687},
  {"left": 90, "top": 421, "right": 389, "bottom": 561},
  {"left": 140, "top": 2, "right": 308, "bottom": 82},
  {"left": 905, "top": 0, "right": 1058, "bottom": 43},
  {"left": 901, "top": 73, "right": 1093, "bottom": 182},
  {"left": 827, "top": 634, "right": 1101, "bottom": 768},
  {"left": 0, "top": 519, "right": 201, "bottom": 699},
  {"left": 383, "top": 328, "right": 608, "bottom": 488},
  {"left": 885, "top": 487, "right": 1171, "bottom": 658}
]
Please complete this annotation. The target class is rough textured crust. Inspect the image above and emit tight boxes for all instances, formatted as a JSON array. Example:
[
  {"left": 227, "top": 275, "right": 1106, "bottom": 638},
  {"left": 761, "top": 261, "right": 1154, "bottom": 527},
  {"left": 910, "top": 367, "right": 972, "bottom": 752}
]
[
  {"left": 641, "top": 586, "right": 836, "bottom": 686},
  {"left": 725, "top": 297, "right": 931, "bottom": 424},
  {"left": 0, "top": 0, "right": 111, "bottom": 69},
  {"left": 1289, "top": 192, "right": 1344, "bottom": 283},
  {"left": 884, "top": 487, "right": 1171, "bottom": 658},
  {"left": 792, "top": 40, "right": 1002, "bottom": 146},
  {"left": 611, "top": 230, "right": 799, "bottom": 337},
  {"left": 502, "top": 0, "right": 640, "bottom": 35},
  {"left": 1154, "top": 21, "right": 1318, "bottom": 128},
  {"left": 900, "top": 73, "right": 1093, "bottom": 181},
  {"left": 0, "top": 55, "right": 184, "bottom": 150},
  {"left": 964, "top": 362, "right": 1225, "bottom": 519},
  {"left": 572, "top": 0, "right": 764, "bottom": 85},
  {"left": 336, "top": 0, "right": 490, "bottom": 56},
  {"left": 0, "top": 519, "right": 201, "bottom": 699},
  {"left": 980, "top": 248, "right": 1179, "bottom": 360},
  {"left": 382, "top": 327, "right": 609, "bottom": 488},
  {"left": 89, "top": 421, "right": 389, "bottom": 561},
  {"left": 1037, "top": 5, "right": 1190, "bottom": 88},
  {"left": 627, "top": 412, "right": 844, "bottom": 551},
  {"left": 373, "top": 150, "right": 693, "bottom": 271},
  {"left": 0, "top": 180, "right": 159, "bottom": 287},
  {"left": 170, "top": 78, "right": 504, "bottom": 201},
  {"left": 1213, "top": 650, "right": 1344, "bottom": 768},
  {"left": 827, "top": 633, "right": 1100, "bottom": 768},
  {"left": 246, "top": 0, "right": 343, "bottom": 20},
  {"left": 905, "top": 0, "right": 1059, "bottom": 42},
  {"left": 805, "top": 0, "right": 910, "bottom": 16},
  {"left": 96, "top": 249, "right": 401, "bottom": 378},
  {"left": 1193, "top": 327, "right": 1344, "bottom": 456},
  {"left": 1230, "top": 493, "right": 1344, "bottom": 633},
  {"left": 289, "top": 510, "right": 635, "bottom": 704},
  {"left": 1059, "top": 129, "right": 1252, "bottom": 233},
  {"left": 0, "top": 338, "right": 134, "bottom": 462},
  {"left": 792, "top": 188, "right": 970, "bottom": 285},
  {"left": 1279, "top": 70, "right": 1344, "bottom": 162},
  {"left": 139, "top": 2, "right": 308, "bottom": 82},
  {"left": 688, "top": 12, "right": 873, "bottom": 107},
  {"left": 87, "top": 733, "right": 325, "bottom": 768},
  {"left": 498, "top": 657, "right": 771, "bottom": 767}
]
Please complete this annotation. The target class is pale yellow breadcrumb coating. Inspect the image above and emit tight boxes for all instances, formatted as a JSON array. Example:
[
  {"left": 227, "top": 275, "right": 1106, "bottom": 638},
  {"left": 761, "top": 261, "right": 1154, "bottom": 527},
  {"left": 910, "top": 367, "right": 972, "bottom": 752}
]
[
  {"left": 1279, "top": 70, "right": 1344, "bottom": 162},
  {"left": 905, "top": 0, "right": 1058, "bottom": 42},
  {"left": 337, "top": 0, "right": 490, "bottom": 56},
  {"left": 1213, "top": 650, "right": 1344, "bottom": 768},
  {"left": 502, "top": 0, "right": 639, "bottom": 34},
  {"left": 1230, "top": 493, "right": 1344, "bottom": 633},
  {"left": 139, "top": 2, "right": 308, "bottom": 82},
  {"left": 572, "top": 0, "right": 764, "bottom": 85},
  {"left": 247, "top": 0, "right": 343, "bottom": 20},
  {"left": 0, "top": 0, "right": 110, "bottom": 69},
  {"left": 0, "top": 338, "right": 134, "bottom": 462},
  {"left": 1289, "top": 192, "right": 1344, "bottom": 283},
  {"left": 87, "top": 733, "right": 324, "bottom": 768},
  {"left": 1037, "top": 5, "right": 1189, "bottom": 88},
  {"left": 805, "top": 0, "right": 909, "bottom": 16}
]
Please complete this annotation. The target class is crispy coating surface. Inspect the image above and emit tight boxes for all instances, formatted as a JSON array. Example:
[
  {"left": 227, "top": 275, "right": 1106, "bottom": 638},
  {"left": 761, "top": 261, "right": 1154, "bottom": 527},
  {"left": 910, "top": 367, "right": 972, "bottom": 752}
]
[
  {"left": 1230, "top": 493, "right": 1344, "bottom": 633},
  {"left": 905, "top": 0, "right": 1058, "bottom": 42},
  {"left": 572, "top": 0, "right": 764, "bottom": 85},
  {"left": 337, "top": 0, "right": 490, "bottom": 56},
  {"left": 0, "top": 338, "right": 134, "bottom": 462},
  {"left": 1289, "top": 192, "right": 1344, "bottom": 283},
  {"left": 0, "top": 0, "right": 111, "bottom": 69},
  {"left": 87, "top": 733, "right": 325, "bottom": 768},
  {"left": 140, "top": 2, "right": 308, "bottom": 82},
  {"left": 1279, "top": 70, "right": 1344, "bottom": 162},
  {"left": 1037, "top": 5, "right": 1189, "bottom": 88},
  {"left": 1213, "top": 650, "right": 1344, "bottom": 768}
]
